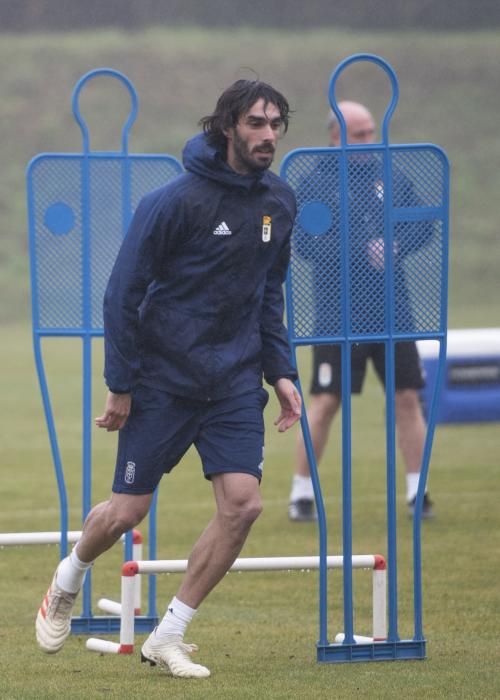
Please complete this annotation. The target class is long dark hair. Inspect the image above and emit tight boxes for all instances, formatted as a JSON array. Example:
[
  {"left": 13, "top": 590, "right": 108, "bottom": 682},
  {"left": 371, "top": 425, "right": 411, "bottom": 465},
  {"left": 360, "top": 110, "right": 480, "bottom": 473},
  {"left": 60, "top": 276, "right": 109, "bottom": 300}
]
[{"left": 199, "top": 79, "right": 291, "bottom": 149}]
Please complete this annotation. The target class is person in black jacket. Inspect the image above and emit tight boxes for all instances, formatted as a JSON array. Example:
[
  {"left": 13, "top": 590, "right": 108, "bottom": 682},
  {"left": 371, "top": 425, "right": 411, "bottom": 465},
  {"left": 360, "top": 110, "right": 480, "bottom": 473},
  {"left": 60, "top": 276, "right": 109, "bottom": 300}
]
[
  {"left": 36, "top": 79, "right": 301, "bottom": 678},
  {"left": 288, "top": 101, "right": 433, "bottom": 522}
]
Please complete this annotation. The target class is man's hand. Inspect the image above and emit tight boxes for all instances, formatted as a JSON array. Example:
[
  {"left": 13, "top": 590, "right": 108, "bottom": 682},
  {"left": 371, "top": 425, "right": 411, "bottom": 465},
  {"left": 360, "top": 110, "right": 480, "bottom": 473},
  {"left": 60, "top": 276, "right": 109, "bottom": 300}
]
[
  {"left": 273, "top": 378, "right": 302, "bottom": 433},
  {"left": 366, "top": 238, "right": 400, "bottom": 271},
  {"left": 95, "top": 391, "right": 131, "bottom": 432}
]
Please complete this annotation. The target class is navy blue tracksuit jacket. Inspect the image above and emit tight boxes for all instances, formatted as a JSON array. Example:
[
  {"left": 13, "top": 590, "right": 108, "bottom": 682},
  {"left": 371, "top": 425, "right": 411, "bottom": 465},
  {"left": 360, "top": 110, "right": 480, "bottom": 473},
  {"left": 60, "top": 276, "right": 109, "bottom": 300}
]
[{"left": 103, "top": 133, "right": 297, "bottom": 401}]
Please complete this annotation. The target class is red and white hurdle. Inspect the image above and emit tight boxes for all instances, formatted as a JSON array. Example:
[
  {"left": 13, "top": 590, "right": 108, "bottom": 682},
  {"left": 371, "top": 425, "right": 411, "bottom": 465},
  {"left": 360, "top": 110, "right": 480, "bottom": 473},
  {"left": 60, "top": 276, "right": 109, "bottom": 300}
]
[
  {"left": 0, "top": 529, "right": 144, "bottom": 615},
  {"left": 86, "top": 554, "right": 387, "bottom": 654}
]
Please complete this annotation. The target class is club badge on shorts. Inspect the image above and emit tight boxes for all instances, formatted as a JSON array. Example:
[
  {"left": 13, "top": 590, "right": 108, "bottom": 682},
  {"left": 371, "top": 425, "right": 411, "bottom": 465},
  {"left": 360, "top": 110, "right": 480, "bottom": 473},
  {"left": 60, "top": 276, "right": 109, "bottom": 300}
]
[
  {"left": 125, "top": 461, "right": 136, "bottom": 484},
  {"left": 262, "top": 215, "right": 272, "bottom": 242}
]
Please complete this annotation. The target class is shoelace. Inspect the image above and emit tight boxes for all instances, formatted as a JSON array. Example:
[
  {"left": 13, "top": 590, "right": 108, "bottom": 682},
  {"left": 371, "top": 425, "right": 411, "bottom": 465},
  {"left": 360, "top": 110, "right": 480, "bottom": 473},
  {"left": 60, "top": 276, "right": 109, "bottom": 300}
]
[
  {"left": 157, "top": 640, "right": 199, "bottom": 658},
  {"left": 165, "top": 642, "right": 206, "bottom": 673},
  {"left": 48, "top": 587, "right": 77, "bottom": 620}
]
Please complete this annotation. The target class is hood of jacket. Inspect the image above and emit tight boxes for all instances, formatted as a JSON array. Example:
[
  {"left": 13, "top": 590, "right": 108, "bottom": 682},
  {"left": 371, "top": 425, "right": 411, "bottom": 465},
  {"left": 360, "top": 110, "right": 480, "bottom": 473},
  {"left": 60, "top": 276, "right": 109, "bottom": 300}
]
[{"left": 182, "top": 132, "right": 273, "bottom": 191}]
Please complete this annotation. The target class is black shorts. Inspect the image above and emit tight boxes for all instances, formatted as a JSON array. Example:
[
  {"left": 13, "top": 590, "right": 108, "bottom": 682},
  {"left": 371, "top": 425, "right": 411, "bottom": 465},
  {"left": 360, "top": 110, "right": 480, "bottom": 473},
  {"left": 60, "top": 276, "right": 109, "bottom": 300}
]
[{"left": 310, "top": 342, "right": 425, "bottom": 395}]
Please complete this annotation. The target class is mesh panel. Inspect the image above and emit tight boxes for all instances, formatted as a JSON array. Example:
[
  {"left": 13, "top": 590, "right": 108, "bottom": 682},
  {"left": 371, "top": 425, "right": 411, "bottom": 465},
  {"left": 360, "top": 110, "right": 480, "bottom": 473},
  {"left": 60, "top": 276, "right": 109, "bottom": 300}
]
[
  {"left": 285, "top": 152, "right": 342, "bottom": 339},
  {"left": 392, "top": 148, "right": 445, "bottom": 207},
  {"left": 282, "top": 145, "right": 447, "bottom": 343},
  {"left": 88, "top": 159, "right": 124, "bottom": 330},
  {"left": 28, "top": 154, "right": 182, "bottom": 332},
  {"left": 130, "top": 157, "right": 181, "bottom": 210},
  {"left": 30, "top": 158, "right": 84, "bottom": 329},
  {"left": 395, "top": 220, "right": 443, "bottom": 334},
  {"left": 347, "top": 152, "right": 386, "bottom": 336}
]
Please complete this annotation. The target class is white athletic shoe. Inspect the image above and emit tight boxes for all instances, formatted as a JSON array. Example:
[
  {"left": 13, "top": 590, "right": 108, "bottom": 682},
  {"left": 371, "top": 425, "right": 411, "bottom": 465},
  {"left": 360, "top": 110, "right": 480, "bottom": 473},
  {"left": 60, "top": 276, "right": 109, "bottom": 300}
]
[
  {"left": 36, "top": 569, "right": 78, "bottom": 653},
  {"left": 141, "top": 630, "right": 211, "bottom": 678}
]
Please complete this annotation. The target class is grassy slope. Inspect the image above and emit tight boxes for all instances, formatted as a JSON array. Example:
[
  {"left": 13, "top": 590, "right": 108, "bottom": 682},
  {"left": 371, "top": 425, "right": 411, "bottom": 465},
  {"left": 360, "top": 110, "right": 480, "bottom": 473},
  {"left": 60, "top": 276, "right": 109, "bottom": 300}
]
[{"left": 0, "top": 27, "right": 499, "bottom": 326}]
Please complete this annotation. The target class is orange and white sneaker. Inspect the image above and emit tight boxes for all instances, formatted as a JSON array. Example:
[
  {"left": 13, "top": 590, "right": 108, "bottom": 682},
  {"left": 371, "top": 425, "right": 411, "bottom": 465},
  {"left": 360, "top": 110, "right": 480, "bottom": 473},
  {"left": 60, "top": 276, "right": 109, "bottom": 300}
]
[
  {"left": 36, "top": 569, "right": 78, "bottom": 653},
  {"left": 141, "top": 630, "right": 211, "bottom": 678}
]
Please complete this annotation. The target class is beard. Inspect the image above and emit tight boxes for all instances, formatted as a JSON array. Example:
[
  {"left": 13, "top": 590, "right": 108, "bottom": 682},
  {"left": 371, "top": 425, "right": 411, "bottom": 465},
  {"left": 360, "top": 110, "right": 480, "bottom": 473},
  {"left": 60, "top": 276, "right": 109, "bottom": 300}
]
[{"left": 231, "top": 129, "right": 275, "bottom": 173}]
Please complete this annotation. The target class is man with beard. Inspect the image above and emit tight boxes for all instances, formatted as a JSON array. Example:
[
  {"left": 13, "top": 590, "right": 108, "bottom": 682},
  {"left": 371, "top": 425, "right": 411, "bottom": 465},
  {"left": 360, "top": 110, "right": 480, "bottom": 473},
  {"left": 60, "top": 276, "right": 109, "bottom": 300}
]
[
  {"left": 288, "top": 101, "right": 433, "bottom": 522},
  {"left": 36, "top": 80, "right": 301, "bottom": 678}
]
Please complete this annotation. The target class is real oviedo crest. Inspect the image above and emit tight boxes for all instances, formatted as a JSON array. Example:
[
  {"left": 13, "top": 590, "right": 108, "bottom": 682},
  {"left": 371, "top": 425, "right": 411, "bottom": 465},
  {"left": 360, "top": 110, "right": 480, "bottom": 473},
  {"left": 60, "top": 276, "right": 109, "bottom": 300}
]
[
  {"left": 125, "top": 461, "right": 136, "bottom": 484},
  {"left": 262, "top": 215, "right": 272, "bottom": 243}
]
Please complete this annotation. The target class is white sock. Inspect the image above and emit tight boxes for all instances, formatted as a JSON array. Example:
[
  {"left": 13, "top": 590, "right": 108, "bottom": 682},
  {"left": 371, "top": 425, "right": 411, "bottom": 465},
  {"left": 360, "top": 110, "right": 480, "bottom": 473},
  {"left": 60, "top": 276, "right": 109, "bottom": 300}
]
[
  {"left": 290, "top": 474, "right": 315, "bottom": 502},
  {"left": 155, "top": 596, "right": 197, "bottom": 641},
  {"left": 406, "top": 472, "right": 425, "bottom": 502},
  {"left": 55, "top": 545, "right": 93, "bottom": 594}
]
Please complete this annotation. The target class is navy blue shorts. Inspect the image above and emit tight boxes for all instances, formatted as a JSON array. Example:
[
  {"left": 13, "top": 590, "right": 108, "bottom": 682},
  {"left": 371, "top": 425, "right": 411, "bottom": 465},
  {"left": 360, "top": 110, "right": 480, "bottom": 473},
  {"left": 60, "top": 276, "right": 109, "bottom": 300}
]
[{"left": 112, "top": 385, "right": 269, "bottom": 495}]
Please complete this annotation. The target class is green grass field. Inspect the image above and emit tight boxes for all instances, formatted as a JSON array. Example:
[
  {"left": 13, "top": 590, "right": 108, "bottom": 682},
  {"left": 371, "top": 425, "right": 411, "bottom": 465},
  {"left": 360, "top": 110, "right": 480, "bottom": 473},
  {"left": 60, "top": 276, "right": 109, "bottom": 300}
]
[
  {"left": 1, "top": 25, "right": 499, "bottom": 699},
  {"left": 2, "top": 326, "right": 499, "bottom": 699}
]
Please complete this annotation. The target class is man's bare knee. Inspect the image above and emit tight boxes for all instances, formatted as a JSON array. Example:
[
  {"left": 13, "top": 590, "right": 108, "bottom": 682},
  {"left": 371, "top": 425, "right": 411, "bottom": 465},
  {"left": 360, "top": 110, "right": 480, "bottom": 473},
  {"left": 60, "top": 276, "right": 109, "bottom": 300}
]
[
  {"left": 213, "top": 474, "right": 263, "bottom": 532},
  {"left": 395, "top": 389, "right": 421, "bottom": 417},
  {"left": 105, "top": 493, "right": 152, "bottom": 536},
  {"left": 240, "top": 496, "right": 263, "bottom": 526},
  {"left": 309, "top": 393, "right": 340, "bottom": 425},
  {"left": 221, "top": 494, "right": 262, "bottom": 529}
]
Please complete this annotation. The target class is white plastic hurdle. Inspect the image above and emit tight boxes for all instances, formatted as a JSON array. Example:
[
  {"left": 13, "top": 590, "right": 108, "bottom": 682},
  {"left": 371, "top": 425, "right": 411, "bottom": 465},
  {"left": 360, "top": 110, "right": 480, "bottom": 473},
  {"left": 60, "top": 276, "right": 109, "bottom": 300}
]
[
  {"left": 0, "top": 531, "right": 84, "bottom": 546},
  {"left": 0, "top": 529, "right": 144, "bottom": 615},
  {"left": 86, "top": 554, "right": 387, "bottom": 655}
]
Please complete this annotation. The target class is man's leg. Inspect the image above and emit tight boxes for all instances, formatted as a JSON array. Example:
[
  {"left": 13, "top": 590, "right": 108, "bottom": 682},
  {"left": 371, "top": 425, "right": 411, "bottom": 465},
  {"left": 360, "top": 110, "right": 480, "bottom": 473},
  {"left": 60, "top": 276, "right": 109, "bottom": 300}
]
[
  {"left": 395, "top": 388, "right": 433, "bottom": 517},
  {"left": 73, "top": 492, "right": 153, "bottom": 562},
  {"left": 289, "top": 393, "right": 340, "bottom": 521},
  {"left": 289, "top": 344, "right": 347, "bottom": 521},
  {"left": 141, "top": 472, "right": 262, "bottom": 678},
  {"left": 295, "top": 393, "right": 341, "bottom": 477},
  {"left": 389, "top": 341, "right": 434, "bottom": 518},
  {"left": 36, "top": 492, "right": 153, "bottom": 653},
  {"left": 179, "top": 472, "right": 262, "bottom": 606}
]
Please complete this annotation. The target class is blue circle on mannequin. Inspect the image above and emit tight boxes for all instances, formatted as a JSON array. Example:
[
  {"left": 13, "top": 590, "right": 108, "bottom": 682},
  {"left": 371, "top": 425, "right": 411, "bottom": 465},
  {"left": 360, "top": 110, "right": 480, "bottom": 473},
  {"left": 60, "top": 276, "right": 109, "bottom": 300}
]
[
  {"left": 44, "top": 202, "right": 75, "bottom": 236},
  {"left": 298, "top": 201, "right": 332, "bottom": 235}
]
